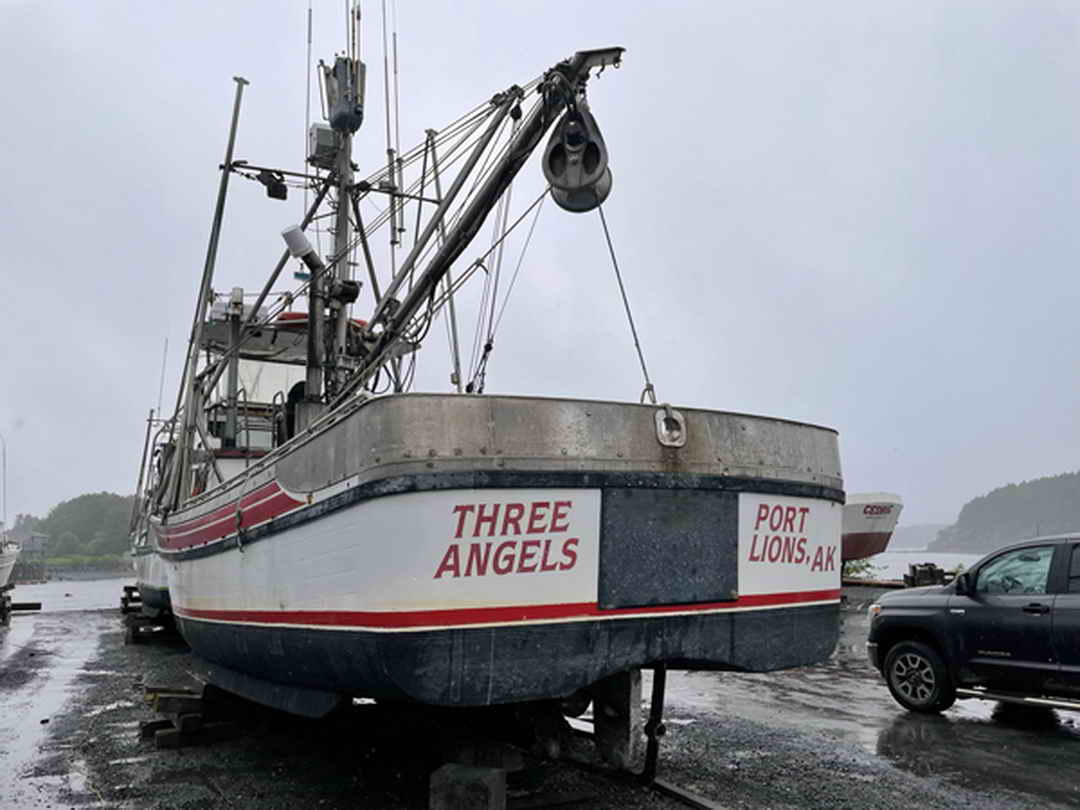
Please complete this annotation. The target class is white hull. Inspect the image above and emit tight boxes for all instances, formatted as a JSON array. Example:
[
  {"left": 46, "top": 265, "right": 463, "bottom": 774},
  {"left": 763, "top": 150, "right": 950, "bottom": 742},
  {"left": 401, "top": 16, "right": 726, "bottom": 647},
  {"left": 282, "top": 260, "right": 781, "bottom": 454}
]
[
  {"left": 167, "top": 487, "right": 841, "bottom": 629},
  {"left": 152, "top": 391, "right": 845, "bottom": 710},
  {"left": 0, "top": 544, "right": 17, "bottom": 588},
  {"left": 133, "top": 546, "right": 170, "bottom": 616}
]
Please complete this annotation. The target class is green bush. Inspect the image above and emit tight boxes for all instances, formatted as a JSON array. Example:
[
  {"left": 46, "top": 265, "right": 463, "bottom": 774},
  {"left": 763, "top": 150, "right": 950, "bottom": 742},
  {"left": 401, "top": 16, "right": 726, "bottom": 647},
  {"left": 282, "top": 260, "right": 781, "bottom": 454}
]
[{"left": 842, "top": 558, "right": 882, "bottom": 581}]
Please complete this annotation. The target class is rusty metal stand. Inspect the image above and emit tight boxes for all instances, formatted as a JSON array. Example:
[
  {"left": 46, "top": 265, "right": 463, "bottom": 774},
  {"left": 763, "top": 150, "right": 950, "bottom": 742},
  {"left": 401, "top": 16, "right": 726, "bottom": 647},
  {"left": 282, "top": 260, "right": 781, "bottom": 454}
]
[
  {"left": 637, "top": 665, "right": 727, "bottom": 810},
  {"left": 639, "top": 664, "right": 667, "bottom": 784}
]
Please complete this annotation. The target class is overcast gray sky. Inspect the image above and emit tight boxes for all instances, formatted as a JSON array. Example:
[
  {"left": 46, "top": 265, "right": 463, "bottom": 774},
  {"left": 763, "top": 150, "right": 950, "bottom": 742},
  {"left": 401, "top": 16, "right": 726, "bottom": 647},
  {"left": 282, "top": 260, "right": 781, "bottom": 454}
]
[{"left": 1, "top": 1, "right": 1078, "bottom": 528}]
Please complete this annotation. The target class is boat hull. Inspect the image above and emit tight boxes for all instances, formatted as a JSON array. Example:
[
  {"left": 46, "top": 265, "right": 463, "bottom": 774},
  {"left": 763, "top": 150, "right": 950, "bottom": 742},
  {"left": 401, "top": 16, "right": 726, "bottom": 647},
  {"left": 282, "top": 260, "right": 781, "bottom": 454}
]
[
  {"left": 0, "top": 544, "right": 17, "bottom": 588},
  {"left": 133, "top": 546, "right": 171, "bottom": 617},
  {"left": 841, "top": 493, "right": 903, "bottom": 562},
  {"left": 156, "top": 394, "right": 845, "bottom": 711}
]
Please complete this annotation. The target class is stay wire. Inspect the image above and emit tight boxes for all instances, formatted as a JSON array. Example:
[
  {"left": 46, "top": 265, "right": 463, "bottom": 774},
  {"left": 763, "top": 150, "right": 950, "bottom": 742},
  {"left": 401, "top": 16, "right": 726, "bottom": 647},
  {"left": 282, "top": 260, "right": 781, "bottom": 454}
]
[
  {"left": 421, "top": 188, "right": 547, "bottom": 318},
  {"left": 470, "top": 191, "right": 545, "bottom": 394},
  {"left": 598, "top": 205, "right": 656, "bottom": 405},
  {"left": 492, "top": 193, "right": 545, "bottom": 333}
]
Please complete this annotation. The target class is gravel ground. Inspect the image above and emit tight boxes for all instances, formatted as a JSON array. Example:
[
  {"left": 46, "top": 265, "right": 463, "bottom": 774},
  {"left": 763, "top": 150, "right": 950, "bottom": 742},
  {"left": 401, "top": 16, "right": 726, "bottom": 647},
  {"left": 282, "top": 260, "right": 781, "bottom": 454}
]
[{"left": 3, "top": 606, "right": 1077, "bottom": 809}]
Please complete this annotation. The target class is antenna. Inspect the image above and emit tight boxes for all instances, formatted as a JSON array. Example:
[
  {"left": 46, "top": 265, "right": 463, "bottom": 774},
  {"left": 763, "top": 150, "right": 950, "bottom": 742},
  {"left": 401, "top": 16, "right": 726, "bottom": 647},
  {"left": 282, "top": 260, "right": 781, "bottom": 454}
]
[
  {"left": 381, "top": 0, "right": 397, "bottom": 278},
  {"left": 392, "top": 0, "right": 404, "bottom": 249},
  {"left": 156, "top": 337, "right": 169, "bottom": 415},
  {"left": 304, "top": 2, "right": 313, "bottom": 220},
  {"left": 352, "top": 2, "right": 361, "bottom": 63}
]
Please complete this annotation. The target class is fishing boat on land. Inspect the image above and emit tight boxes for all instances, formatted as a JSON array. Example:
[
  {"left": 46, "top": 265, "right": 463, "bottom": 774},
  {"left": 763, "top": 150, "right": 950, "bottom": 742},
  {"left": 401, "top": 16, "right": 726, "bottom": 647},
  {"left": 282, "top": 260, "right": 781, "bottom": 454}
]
[
  {"left": 130, "top": 411, "right": 173, "bottom": 617},
  {"left": 0, "top": 541, "right": 18, "bottom": 589},
  {"left": 130, "top": 22, "right": 845, "bottom": 717},
  {"left": 841, "top": 492, "right": 903, "bottom": 562}
]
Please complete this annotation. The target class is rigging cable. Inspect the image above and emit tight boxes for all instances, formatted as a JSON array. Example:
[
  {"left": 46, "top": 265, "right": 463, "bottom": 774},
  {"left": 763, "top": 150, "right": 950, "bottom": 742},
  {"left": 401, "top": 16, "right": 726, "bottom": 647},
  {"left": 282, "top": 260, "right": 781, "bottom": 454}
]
[
  {"left": 598, "top": 205, "right": 657, "bottom": 405},
  {"left": 421, "top": 188, "right": 547, "bottom": 318},
  {"left": 492, "top": 193, "right": 545, "bottom": 333},
  {"left": 468, "top": 190, "right": 546, "bottom": 394}
]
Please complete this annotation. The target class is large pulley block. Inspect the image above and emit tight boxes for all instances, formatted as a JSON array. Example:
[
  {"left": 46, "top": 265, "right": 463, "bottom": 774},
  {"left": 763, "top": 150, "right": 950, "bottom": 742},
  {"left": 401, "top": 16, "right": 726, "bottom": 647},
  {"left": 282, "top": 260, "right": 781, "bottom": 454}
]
[{"left": 543, "top": 100, "right": 613, "bottom": 213}]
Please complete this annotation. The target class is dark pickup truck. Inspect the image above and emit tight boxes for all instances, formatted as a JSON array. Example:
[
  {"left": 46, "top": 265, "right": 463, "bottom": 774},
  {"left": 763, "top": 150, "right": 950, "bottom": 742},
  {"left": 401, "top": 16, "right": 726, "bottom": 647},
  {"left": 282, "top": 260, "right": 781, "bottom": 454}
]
[{"left": 867, "top": 535, "right": 1080, "bottom": 713}]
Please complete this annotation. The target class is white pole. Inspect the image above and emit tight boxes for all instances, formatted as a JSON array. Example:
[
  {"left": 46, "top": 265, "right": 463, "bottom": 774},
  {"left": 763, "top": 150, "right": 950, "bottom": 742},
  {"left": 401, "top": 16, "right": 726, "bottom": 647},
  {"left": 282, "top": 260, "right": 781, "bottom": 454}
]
[{"left": 0, "top": 430, "right": 7, "bottom": 538}]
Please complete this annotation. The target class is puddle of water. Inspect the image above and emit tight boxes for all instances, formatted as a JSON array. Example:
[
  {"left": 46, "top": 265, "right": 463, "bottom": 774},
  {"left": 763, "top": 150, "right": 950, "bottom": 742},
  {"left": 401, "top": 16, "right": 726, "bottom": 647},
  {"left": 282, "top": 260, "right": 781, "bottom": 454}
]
[
  {"left": 654, "top": 609, "right": 1080, "bottom": 807},
  {"left": 0, "top": 613, "right": 107, "bottom": 809},
  {"left": 0, "top": 616, "right": 36, "bottom": 665}
]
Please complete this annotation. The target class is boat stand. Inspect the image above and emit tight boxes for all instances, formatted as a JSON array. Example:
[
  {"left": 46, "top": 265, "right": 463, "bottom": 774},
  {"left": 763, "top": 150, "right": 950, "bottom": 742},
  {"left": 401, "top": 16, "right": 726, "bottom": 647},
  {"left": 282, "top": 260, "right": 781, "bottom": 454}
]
[
  {"left": 569, "top": 665, "right": 726, "bottom": 810},
  {"left": 120, "top": 584, "right": 142, "bottom": 614},
  {"left": 639, "top": 666, "right": 725, "bottom": 809},
  {"left": 0, "top": 583, "right": 41, "bottom": 626},
  {"left": 138, "top": 684, "right": 243, "bottom": 749}
]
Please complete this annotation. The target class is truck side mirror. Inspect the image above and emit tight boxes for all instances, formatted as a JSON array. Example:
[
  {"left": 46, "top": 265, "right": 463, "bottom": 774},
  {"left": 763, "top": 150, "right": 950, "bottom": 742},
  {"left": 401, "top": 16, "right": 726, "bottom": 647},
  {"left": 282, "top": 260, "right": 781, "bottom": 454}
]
[{"left": 955, "top": 572, "right": 971, "bottom": 595}]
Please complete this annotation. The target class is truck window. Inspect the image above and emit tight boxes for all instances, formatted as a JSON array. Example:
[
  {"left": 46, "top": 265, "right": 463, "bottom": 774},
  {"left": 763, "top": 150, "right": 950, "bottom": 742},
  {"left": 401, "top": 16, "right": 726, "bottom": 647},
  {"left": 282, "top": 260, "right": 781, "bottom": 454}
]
[
  {"left": 975, "top": 545, "right": 1053, "bottom": 595},
  {"left": 1070, "top": 546, "right": 1080, "bottom": 594}
]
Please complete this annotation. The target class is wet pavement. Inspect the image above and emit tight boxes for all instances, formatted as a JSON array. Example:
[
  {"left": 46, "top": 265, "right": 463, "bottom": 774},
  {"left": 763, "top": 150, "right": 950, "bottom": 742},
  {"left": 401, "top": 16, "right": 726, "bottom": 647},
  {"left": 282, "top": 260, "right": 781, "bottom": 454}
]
[
  {"left": 0, "top": 583, "right": 1077, "bottom": 808},
  {"left": 656, "top": 586, "right": 1080, "bottom": 808}
]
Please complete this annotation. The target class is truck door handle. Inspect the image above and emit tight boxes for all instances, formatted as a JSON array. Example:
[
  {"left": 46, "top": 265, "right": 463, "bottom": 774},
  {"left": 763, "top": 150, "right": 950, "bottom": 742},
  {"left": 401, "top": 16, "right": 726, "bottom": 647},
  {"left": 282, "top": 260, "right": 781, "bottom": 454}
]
[{"left": 1022, "top": 603, "right": 1050, "bottom": 615}]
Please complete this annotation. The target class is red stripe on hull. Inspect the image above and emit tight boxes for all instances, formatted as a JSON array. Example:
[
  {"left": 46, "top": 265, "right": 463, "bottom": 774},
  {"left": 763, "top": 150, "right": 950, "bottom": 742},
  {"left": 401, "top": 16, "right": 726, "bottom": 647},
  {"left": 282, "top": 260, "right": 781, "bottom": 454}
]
[
  {"left": 841, "top": 531, "right": 893, "bottom": 562},
  {"left": 174, "top": 588, "right": 841, "bottom": 629},
  {"left": 161, "top": 482, "right": 282, "bottom": 536},
  {"left": 159, "top": 485, "right": 305, "bottom": 551}
]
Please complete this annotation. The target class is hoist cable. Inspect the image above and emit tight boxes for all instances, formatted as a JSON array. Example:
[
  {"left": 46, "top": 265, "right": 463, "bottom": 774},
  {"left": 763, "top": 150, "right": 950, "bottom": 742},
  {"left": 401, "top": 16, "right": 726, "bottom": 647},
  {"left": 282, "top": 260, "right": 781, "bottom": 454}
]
[{"left": 598, "top": 205, "right": 657, "bottom": 405}]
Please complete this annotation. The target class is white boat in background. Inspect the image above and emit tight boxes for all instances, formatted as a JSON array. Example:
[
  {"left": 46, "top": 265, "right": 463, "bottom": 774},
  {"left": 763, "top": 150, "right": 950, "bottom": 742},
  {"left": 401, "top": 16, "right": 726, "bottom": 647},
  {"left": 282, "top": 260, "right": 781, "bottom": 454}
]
[
  {"left": 842, "top": 492, "right": 903, "bottom": 562},
  {"left": 0, "top": 541, "right": 19, "bottom": 588},
  {"left": 132, "top": 530, "right": 171, "bottom": 617}
]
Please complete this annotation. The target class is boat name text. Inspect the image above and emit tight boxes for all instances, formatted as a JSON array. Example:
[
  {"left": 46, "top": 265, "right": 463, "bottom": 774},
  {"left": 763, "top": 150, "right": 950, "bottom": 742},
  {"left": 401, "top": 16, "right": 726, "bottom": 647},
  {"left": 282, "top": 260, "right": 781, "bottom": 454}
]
[{"left": 434, "top": 500, "right": 580, "bottom": 579}]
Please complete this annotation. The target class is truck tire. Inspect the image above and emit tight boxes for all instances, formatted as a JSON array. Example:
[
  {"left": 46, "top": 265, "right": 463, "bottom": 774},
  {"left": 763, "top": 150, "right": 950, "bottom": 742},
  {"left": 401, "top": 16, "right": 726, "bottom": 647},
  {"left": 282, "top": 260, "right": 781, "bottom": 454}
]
[{"left": 883, "top": 641, "right": 956, "bottom": 713}]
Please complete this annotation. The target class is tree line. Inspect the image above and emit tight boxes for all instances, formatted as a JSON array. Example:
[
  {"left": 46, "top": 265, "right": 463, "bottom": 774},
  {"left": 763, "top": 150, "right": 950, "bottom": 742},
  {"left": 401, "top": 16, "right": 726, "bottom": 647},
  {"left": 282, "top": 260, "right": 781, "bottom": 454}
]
[
  {"left": 13, "top": 492, "right": 134, "bottom": 559},
  {"left": 929, "top": 471, "right": 1080, "bottom": 552}
]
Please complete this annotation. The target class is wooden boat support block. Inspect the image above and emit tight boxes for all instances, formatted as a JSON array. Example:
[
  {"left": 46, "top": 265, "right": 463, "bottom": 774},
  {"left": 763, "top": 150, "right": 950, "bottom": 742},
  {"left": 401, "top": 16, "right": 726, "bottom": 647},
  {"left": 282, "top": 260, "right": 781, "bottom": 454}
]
[
  {"left": 144, "top": 685, "right": 201, "bottom": 698},
  {"left": 170, "top": 713, "right": 204, "bottom": 734},
  {"left": 444, "top": 739, "right": 524, "bottom": 772},
  {"left": 153, "top": 693, "right": 204, "bottom": 715},
  {"left": 154, "top": 721, "right": 238, "bottom": 750},
  {"left": 139, "top": 719, "right": 175, "bottom": 740},
  {"left": 589, "top": 669, "right": 642, "bottom": 770},
  {"left": 429, "top": 764, "right": 506, "bottom": 810}
]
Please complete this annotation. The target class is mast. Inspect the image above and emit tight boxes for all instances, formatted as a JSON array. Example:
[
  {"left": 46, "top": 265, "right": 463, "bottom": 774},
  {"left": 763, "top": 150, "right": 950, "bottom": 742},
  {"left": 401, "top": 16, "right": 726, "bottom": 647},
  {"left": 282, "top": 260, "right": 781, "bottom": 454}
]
[
  {"left": 329, "top": 114, "right": 354, "bottom": 390},
  {"left": 172, "top": 76, "right": 249, "bottom": 506},
  {"left": 128, "top": 409, "right": 155, "bottom": 535},
  {"left": 298, "top": 29, "right": 364, "bottom": 425}
]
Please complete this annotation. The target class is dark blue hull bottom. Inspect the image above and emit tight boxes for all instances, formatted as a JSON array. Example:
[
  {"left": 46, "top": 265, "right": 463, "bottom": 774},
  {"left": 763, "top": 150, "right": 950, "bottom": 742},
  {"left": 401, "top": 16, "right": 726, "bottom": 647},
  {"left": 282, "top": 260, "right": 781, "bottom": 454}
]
[{"left": 177, "top": 602, "right": 838, "bottom": 716}]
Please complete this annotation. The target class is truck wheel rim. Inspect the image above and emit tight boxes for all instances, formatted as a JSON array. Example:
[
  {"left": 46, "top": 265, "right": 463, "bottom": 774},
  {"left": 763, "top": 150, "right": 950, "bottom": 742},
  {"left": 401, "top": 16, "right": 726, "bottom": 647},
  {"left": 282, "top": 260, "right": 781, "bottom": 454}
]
[{"left": 892, "top": 652, "right": 935, "bottom": 704}]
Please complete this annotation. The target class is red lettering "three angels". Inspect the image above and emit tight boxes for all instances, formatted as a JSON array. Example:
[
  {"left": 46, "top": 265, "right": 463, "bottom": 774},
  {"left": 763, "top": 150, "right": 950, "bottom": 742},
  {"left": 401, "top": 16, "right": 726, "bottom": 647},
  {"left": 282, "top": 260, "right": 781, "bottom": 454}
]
[{"left": 434, "top": 500, "right": 579, "bottom": 579}]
